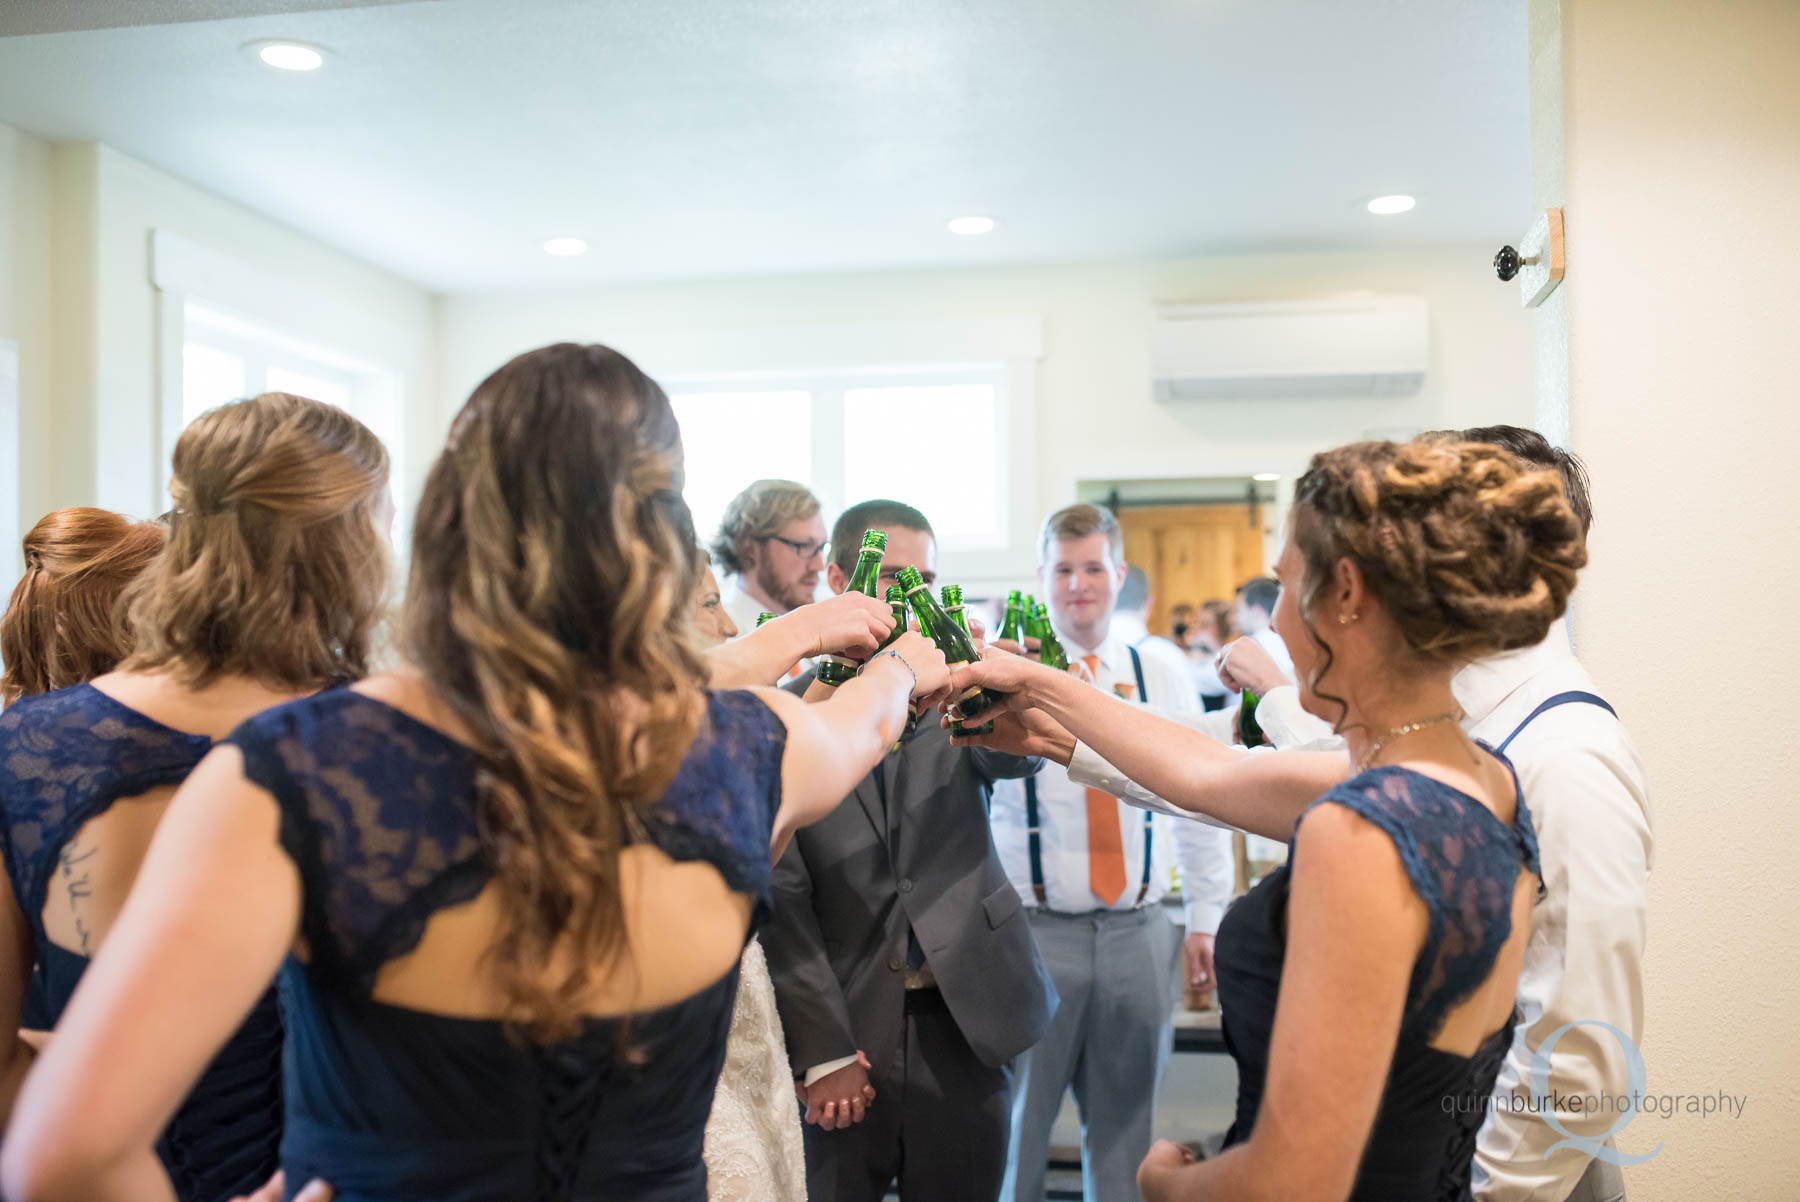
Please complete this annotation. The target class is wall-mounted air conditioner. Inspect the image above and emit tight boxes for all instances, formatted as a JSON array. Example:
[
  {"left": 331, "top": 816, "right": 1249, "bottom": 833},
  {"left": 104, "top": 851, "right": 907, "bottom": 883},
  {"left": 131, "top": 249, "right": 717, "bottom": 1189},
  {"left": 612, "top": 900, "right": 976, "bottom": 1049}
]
[{"left": 1151, "top": 294, "right": 1429, "bottom": 400}]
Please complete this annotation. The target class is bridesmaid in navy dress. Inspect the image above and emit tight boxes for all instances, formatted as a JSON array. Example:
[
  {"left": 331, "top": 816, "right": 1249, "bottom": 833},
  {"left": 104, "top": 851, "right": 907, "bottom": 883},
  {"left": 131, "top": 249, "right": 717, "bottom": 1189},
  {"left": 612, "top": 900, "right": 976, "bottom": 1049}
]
[
  {"left": 4, "top": 343, "right": 947, "bottom": 1202},
  {"left": 947, "top": 438, "right": 1588, "bottom": 1202},
  {"left": 0, "top": 507, "right": 164, "bottom": 1034},
  {"left": 0, "top": 393, "right": 392, "bottom": 1201}
]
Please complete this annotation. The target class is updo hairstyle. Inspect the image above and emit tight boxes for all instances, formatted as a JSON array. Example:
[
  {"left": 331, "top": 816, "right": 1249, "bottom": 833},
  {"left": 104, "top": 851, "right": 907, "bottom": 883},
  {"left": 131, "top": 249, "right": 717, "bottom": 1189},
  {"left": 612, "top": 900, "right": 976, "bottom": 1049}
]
[
  {"left": 122, "top": 392, "right": 391, "bottom": 689},
  {"left": 1289, "top": 439, "right": 1587, "bottom": 672},
  {"left": 0, "top": 508, "right": 166, "bottom": 704}
]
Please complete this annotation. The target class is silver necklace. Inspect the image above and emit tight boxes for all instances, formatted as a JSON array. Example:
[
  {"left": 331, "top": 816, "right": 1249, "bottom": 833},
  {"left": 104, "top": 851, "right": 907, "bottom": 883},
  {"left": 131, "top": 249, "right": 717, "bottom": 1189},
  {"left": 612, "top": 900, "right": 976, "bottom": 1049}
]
[{"left": 1355, "top": 712, "right": 1463, "bottom": 774}]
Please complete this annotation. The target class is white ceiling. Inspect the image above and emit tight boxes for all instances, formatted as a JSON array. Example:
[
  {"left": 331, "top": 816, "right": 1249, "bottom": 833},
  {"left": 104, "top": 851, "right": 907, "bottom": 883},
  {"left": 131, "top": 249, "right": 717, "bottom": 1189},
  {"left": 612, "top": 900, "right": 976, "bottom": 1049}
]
[{"left": 0, "top": 0, "right": 1530, "bottom": 294}]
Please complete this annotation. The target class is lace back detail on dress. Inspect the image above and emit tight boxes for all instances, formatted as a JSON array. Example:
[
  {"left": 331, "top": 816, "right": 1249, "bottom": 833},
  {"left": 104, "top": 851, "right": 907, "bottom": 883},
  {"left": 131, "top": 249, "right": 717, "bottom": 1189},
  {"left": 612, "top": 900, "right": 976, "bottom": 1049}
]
[
  {"left": 1304, "top": 755, "right": 1542, "bottom": 1044},
  {"left": 227, "top": 686, "right": 790, "bottom": 993},
  {"left": 0, "top": 684, "right": 213, "bottom": 929}
]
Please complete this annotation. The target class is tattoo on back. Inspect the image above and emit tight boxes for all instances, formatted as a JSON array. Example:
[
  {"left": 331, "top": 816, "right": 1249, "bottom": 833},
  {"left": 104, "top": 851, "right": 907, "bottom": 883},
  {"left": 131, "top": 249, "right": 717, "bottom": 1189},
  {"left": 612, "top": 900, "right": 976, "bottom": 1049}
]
[{"left": 58, "top": 841, "right": 97, "bottom": 955}]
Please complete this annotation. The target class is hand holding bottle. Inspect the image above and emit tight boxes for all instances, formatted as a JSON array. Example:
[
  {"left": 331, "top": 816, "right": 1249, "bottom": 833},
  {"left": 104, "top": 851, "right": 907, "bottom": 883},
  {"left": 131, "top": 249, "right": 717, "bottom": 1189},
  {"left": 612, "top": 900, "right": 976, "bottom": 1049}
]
[
  {"left": 942, "top": 702, "right": 1078, "bottom": 766},
  {"left": 871, "top": 630, "right": 950, "bottom": 704},
  {"left": 791, "top": 590, "right": 896, "bottom": 661},
  {"left": 1217, "top": 636, "right": 1284, "bottom": 697},
  {"left": 943, "top": 642, "right": 1063, "bottom": 714}
]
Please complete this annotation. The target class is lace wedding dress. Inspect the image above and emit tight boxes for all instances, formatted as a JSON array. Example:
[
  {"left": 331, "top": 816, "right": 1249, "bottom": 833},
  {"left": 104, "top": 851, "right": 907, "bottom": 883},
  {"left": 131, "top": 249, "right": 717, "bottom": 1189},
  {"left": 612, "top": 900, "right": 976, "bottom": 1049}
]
[{"left": 704, "top": 937, "right": 808, "bottom": 1202}]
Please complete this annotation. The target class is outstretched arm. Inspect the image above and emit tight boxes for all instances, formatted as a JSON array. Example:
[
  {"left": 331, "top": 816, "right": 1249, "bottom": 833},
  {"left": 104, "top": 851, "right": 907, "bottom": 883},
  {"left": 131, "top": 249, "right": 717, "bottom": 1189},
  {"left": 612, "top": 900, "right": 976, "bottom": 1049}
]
[
  {"left": 708, "top": 593, "right": 894, "bottom": 688},
  {"left": 947, "top": 650, "right": 1347, "bottom": 841},
  {"left": 755, "top": 632, "right": 949, "bottom": 858},
  {"left": 1, "top": 747, "right": 299, "bottom": 1202}
]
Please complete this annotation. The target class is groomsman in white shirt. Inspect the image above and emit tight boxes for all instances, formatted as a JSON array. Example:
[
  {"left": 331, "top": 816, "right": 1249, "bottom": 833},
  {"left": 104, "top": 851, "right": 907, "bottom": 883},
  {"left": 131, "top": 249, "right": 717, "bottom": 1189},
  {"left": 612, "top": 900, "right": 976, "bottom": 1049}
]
[
  {"left": 1219, "top": 428, "right": 1650, "bottom": 1202},
  {"left": 1233, "top": 575, "right": 1297, "bottom": 684},
  {"left": 709, "top": 479, "right": 829, "bottom": 637},
  {"left": 990, "top": 504, "right": 1236, "bottom": 1202}
]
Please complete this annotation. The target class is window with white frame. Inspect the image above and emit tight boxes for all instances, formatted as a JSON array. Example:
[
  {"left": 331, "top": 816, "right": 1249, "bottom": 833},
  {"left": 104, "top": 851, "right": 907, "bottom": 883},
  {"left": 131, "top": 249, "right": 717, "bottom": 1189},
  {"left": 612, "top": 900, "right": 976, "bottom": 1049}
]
[
  {"left": 669, "top": 365, "right": 1008, "bottom": 552},
  {"left": 177, "top": 301, "right": 404, "bottom": 514}
]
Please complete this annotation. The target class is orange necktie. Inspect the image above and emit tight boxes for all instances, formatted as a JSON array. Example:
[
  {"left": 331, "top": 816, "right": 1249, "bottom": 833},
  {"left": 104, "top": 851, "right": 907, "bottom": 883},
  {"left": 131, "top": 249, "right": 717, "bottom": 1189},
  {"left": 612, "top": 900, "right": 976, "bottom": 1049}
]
[{"left": 1082, "top": 654, "right": 1128, "bottom": 905}]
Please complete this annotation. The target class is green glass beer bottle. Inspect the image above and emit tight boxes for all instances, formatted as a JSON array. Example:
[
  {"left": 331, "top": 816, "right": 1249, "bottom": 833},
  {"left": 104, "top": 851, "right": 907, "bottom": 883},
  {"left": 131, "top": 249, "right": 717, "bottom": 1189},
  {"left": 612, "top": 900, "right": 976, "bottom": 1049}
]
[
  {"left": 817, "top": 529, "right": 887, "bottom": 687},
  {"left": 998, "top": 589, "right": 1028, "bottom": 645},
  {"left": 939, "top": 585, "right": 993, "bottom": 735},
  {"left": 877, "top": 584, "right": 909, "bottom": 650},
  {"left": 755, "top": 611, "right": 775, "bottom": 628},
  {"left": 940, "top": 584, "right": 963, "bottom": 632},
  {"left": 1032, "top": 602, "right": 1069, "bottom": 671},
  {"left": 897, "top": 566, "right": 1004, "bottom": 720},
  {"left": 1238, "top": 689, "right": 1268, "bottom": 749}
]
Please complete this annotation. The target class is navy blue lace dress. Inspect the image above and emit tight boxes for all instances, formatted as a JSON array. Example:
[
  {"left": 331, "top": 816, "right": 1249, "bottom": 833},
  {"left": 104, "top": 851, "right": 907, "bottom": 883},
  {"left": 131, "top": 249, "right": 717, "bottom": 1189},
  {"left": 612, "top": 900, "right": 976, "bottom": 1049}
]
[
  {"left": 0, "top": 683, "right": 285, "bottom": 1201},
  {"left": 1214, "top": 756, "right": 1543, "bottom": 1202},
  {"left": 226, "top": 686, "right": 788, "bottom": 1202}
]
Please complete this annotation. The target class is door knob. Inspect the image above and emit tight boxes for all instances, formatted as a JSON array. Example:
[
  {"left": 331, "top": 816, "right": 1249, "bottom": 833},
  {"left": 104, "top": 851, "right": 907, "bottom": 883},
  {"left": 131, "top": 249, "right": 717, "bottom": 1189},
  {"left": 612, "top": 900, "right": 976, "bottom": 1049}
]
[{"left": 1494, "top": 244, "right": 1523, "bottom": 281}]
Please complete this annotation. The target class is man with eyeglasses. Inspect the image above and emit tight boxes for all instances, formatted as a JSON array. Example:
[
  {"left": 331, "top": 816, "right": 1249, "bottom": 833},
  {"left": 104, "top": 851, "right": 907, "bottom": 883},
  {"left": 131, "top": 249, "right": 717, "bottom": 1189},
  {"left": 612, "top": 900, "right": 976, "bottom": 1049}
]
[{"left": 710, "top": 478, "right": 831, "bottom": 638}]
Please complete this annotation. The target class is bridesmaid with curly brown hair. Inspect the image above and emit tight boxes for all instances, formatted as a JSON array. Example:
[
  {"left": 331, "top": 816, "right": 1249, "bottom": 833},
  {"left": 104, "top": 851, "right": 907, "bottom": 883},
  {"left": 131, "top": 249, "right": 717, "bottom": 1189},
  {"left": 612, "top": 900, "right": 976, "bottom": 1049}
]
[
  {"left": 0, "top": 394, "right": 391, "bottom": 1201},
  {"left": 946, "top": 438, "right": 1588, "bottom": 1202},
  {"left": 5, "top": 343, "right": 946, "bottom": 1202}
]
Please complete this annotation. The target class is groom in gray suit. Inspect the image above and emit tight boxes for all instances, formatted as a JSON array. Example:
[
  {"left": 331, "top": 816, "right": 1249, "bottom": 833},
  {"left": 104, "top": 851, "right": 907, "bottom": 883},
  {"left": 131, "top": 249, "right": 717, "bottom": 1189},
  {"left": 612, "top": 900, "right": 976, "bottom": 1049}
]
[{"left": 764, "top": 498, "right": 1056, "bottom": 1202}]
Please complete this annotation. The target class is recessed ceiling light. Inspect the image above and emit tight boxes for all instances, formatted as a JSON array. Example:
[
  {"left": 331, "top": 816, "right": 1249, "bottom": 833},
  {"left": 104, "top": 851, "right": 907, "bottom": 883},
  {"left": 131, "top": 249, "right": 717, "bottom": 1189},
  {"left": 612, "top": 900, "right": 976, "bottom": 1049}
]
[
  {"left": 543, "top": 237, "right": 589, "bottom": 257},
  {"left": 1251, "top": 472, "right": 1281, "bottom": 482},
  {"left": 947, "top": 215, "right": 996, "bottom": 236},
  {"left": 253, "top": 41, "right": 326, "bottom": 71},
  {"left": 1367, "top": 194, "right": 1416, "bottom": 215}
]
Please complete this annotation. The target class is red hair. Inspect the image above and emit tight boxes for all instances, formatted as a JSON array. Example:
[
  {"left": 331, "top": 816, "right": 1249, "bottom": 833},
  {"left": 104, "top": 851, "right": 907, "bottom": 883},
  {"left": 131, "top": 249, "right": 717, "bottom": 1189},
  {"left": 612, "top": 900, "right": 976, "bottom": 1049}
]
[{"left": 1, "top": 508, "right": 166, "bottom": 704}]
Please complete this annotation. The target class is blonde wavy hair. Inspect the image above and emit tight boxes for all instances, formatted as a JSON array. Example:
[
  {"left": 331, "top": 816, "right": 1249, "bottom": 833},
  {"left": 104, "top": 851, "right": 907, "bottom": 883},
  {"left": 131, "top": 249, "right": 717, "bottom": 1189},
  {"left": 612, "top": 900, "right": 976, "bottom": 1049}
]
[
  {"left": 403, "top": 342, "right": 710, "bottom": 1042},
  {"left": 1289, "top": 439, "right": 1587, "bottom": 723},
  {"left": 122, "top": 392, "right": 390, "bottom": 689},
  {"left": 1, "top": 508, "right": 166, "bottom": 704}
]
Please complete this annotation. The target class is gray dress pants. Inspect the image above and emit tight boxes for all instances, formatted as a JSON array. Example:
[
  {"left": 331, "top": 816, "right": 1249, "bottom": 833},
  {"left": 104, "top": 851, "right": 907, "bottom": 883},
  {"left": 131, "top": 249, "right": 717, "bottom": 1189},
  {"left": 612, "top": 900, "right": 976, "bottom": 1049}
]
[
  {"left": 801, "top": 991, "right": 1013, "bottom": 1202},
  {"left": 1002, "top": 906, "right": 1180, "bottom": 1202},
  {"left": 1562, "top": 1156, "right": 1627, "bottom": 1202}
]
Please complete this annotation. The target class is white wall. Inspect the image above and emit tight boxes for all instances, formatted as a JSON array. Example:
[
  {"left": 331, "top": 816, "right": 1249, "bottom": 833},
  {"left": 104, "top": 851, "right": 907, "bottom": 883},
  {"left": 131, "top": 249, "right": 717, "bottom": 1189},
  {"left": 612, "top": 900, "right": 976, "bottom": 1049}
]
[
  {"left": 441, "top": 247, "right": 1532, "bottom": 583},
  {"left": 0, "top": 121, "right": 53, "bottom": 567},
  {"left": 40, "top": 141, "right": 438, "bottom": 519},
  {"left": 1557, "top": 0, "right": 1800, "bottom": 1196}
]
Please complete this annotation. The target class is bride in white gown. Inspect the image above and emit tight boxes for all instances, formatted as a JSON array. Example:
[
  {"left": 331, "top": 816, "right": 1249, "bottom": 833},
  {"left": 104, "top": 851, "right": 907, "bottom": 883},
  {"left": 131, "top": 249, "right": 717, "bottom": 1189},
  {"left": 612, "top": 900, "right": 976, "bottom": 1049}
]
[
  {"left": 692, "top": 550, "right": 899, "bottom": 1201},
  {"left": 693, "top": 555, "right": 810, "bottom": 1201},
  {"left": 702, "top": 936, "right": 809, "bottom": 1202}
]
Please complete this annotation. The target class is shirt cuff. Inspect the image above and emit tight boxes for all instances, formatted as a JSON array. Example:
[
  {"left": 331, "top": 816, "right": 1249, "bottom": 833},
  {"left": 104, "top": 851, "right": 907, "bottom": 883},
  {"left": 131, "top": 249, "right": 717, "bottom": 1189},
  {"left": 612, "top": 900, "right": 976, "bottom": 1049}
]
[
  {"left": 1258, "top": 685, "right": 1341, "bottom": 750},
  {"left": 1068, "top": 738, "right": 1123, "bottom": 794},
  {"left": 803, "top": 1054, "right": 862, "bottom": 1087},
  {"left": 1184, "top": 899, "right": 1225, "bottom": 936}
]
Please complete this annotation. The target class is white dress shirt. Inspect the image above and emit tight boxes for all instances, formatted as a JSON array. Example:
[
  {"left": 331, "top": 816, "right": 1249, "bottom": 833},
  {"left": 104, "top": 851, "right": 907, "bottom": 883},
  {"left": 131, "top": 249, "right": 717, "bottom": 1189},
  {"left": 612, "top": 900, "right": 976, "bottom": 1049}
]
[
  {"left": 990, "top": 628, "right": 1235, "bottom": 935},
  {"left": 1250, "top": 625, "right": 1298, "bottom": 684},
  {"left": 1253, "top": 682, "right": 1340, "bottom": 747},
  {"left": 1069, "top": 619, "right": 1655, "bottom": 1202},
  {"left": 1462, "top": 622, "right": 1653, "bottom": 1202},
  {"left": 721, "top": 574, "right": 774, "bottom": 643}
]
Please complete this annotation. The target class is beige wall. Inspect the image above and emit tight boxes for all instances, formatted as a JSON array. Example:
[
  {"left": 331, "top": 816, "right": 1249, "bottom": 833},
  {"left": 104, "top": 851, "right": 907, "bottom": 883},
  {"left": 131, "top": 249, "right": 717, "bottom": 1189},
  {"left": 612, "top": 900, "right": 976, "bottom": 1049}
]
[
  {"left": 441, "top": 247, "right": 1533, "bottom": 584},
  {"left": 0, "top": 121, "right": 53, "bottom": 560},
  {"left": 3, "top": 133, "right": 440, "bottom": 522},
  {"left": 1557, "top": 0, "right": 1800, "bottom": 1194}
]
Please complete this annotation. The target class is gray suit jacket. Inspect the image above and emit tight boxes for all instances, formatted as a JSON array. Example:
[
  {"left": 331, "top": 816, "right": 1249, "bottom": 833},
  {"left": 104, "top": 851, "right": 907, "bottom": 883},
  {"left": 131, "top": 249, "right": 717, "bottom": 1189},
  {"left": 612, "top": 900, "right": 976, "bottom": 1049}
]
[{"left": 765, "top": 677, "right": 1057, "bottom": 1077}]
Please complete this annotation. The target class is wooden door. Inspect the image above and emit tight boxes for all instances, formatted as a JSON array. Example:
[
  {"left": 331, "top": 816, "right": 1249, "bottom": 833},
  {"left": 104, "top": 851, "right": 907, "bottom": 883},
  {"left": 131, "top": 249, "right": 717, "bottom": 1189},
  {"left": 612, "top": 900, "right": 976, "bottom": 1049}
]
[{"left": 1118, "top": 504, "right": 1264, "bottom": 638}]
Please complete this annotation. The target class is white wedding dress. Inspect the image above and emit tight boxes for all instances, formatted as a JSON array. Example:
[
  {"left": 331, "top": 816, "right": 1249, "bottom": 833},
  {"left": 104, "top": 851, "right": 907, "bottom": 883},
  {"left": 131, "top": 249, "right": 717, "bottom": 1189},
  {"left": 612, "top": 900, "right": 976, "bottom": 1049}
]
[{"left": 703, "top": 937, "right": 808, "bottom": 1202}]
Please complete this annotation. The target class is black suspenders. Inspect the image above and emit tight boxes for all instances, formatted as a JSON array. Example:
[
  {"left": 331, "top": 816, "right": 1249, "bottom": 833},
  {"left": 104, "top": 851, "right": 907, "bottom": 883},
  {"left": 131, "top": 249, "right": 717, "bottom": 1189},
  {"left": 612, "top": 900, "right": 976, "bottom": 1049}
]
[
  {"left": 1025, "top": 645, "right": 1155, "bottom": 908},
  {"left": 1497, "top": 690, "right": 1617, "bottom": 753}
]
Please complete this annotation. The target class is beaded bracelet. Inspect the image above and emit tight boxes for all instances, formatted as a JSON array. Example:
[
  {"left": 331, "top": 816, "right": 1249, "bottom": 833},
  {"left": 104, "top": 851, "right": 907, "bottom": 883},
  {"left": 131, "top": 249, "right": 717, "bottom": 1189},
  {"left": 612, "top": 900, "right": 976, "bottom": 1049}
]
[{"left": 864, "top": 648, "right": 918, "bottom": 694}]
